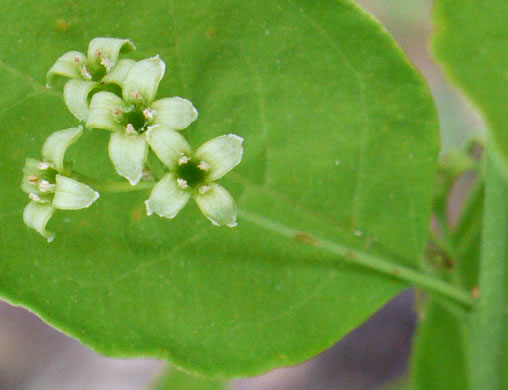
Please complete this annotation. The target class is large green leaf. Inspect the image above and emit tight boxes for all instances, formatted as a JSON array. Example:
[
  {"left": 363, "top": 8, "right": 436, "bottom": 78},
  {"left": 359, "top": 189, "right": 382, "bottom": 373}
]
[
  {"left": 0, "top": 0, "right": 439, "bottom": 377},
  {"left": 432, "top": 0, "right": 508, "bottom": 176}
]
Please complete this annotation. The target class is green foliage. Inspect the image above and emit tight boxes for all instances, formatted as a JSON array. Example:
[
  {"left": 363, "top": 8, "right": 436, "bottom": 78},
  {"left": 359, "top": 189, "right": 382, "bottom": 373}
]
[
  {"left": 410, "top": 299, "right": 469, "bottom": 390},
  {"left": 432, "top": 0, "right": 508, "bottom": 176},
  {"left": 432, "top": 1, "right": 508, "bottom": 388},
  {"left": 0, "top": 0, "right": 439, "bottom": 378}
]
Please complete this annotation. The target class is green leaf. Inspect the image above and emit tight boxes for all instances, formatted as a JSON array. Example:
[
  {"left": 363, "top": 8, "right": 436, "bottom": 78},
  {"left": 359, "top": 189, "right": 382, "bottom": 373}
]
[
  {"left": 153, "top": 368, "right": 228, "bottom": 390},
  {"left": 409, "top": 299, "right": 469, "bottom": 390},
  {"left": 0, "top": 0, "right": 439, "bottom": 377},
  {"left": 432, "top": 0, "right": 508, "bottom": 176}
]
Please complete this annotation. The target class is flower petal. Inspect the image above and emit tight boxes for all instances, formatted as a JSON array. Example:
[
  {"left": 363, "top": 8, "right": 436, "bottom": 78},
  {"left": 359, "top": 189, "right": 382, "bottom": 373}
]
[
  {"left": 145, "top": 173, "right": 191, "bottom": 218},
  {"left": 87, "top": 38, "right": 135, "bottom": 71},
  {"left": 122, "top": 56, "right": 165, "bottom": 104},
  {"left": 46, "top": 51, "right": 86, "bottom": 87},
  {"left": 63, "top": 80, "right": 98, "bottom": 122},
  {"left": 146, "top": 125, "right": 191, "bottom": 170},
  {"left": 151, "top": 97, "right": 198, "bottom": 130},
  {"left": 87, "top": 91, "right": 124, "bottom": 132},
  {"left": 194, "top": 183, "right": 237, "bottom": 227},
  {"left": 23, "top": 201, "right": 56, "bottom": 242},
  {"left": 102, "top": 59, "right": 136, "bottom": 86},
  {"left": 108, "top": 131, "right": 148, "bottom": 185},
  {"left": 41, "top": 127, "right": 83, "bottom": 173},
  {"left": 52, "top": 175, "right": 99, "bottom": 210},
  {"left": 194, "top": 134, "right": 244, "bottom": 181}
]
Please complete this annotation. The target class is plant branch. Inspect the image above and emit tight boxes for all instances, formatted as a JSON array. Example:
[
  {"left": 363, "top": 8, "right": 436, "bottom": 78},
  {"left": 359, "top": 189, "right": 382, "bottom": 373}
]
[
  {"left": 469, "top": 154, "right": 507, "bottom": 389},
  {"left": 238, "top": 209, "right": 473, "bottom": 308}
]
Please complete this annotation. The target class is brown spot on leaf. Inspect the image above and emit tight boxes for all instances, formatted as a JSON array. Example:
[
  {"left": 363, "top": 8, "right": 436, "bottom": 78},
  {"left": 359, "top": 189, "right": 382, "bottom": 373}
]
[
  {"left": 56, "top": 19, "right": 71, "bottom": 32},
  {"left": 206, "top": 27, "right": 218, "bottom": 38},
  {"left": 131, "top": 207, "right": 144, "bottom": 222},
  {"left": 294, "top": 232, "right": 318, "bottom": 246},
  {"left": 80, "top": 219, "right": 89, "bottom": 227}
]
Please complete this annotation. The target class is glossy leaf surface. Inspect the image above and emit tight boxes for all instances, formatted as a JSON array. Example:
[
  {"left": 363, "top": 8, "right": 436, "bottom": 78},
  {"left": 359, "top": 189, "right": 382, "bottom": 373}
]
[{"left": 0, "top": 0, "right": 438, "bottom": 376}]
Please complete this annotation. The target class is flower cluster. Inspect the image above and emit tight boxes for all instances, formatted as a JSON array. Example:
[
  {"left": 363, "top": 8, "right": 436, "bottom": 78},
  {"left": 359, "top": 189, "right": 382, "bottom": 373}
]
[{"left": 22, "top": 38, "right": 243, "bottom": 241}]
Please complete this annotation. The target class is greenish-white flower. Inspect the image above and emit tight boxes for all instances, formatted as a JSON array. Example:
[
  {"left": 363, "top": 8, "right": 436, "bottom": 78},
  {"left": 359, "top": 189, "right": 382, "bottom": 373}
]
[
  {"left": 145, "top": 128, "right": 243, "bottom": 227},
  {"left": 46, "top": 38, "right": 136, "bottom": 121},
  {"left": 21, "top": 127, "right": 99, "bottom": 242},
  {"left": 86, "top": 56, "right": 198, "bottom": 185}
]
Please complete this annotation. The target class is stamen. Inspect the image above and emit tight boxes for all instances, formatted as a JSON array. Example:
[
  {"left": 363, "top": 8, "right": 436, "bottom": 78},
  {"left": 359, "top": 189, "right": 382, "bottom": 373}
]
[
  {"left": 100, "top": 56, "right": 113, "bottom": 70},
  {"left": 73, "top": 56, "right": 81, "bottom": 63},
  {"left": 178, "top": 155, "right": 190, "bottom": 165},
  {"left": 199, "top": 185, "right": 211, "bottom": 194},
  {"left": 38, "top": 162, "right": 51, "bottom": 170},
  {"left": 39, "top": 180, "right": 55, "bottom": 193},
  {"left": 112, "top": 107, "right": 123, "bottom": 117},
  {"left": 130, "top": 91, "right": 141, "bottom": 100},
  {"left": 81, "top": 65, "right": 92, "bottom": 80},
  {"left": 177, "top": 178, "right": 189, "bottom": 189},
  {"left": 198, "top": 161, "right": 209, "bottom": 171},
  {"left": 95, "top": 49, "right": 103, "bottom": 57},
  {"left": 125, "top": 124, "right": 137, "bottom": 135},
  {"left": 29, "top": 192, "right": 41, "bottom": 202},
  {"left": 27, "top": 175, "right": 39, "bottom": 184},
  {"left": 142, "top": 108, "right": 153, "bottom": 120}
]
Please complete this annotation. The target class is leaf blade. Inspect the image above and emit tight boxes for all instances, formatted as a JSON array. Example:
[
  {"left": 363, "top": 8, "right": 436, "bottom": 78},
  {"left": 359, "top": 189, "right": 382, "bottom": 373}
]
[{"left": 0, "top": 0, "right": 439, "bottom": 377}]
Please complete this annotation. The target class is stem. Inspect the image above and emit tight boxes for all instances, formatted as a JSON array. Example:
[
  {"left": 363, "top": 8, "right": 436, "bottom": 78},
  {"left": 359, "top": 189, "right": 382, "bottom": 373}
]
[
  {"left": 70, "top": 172, "right": 156, "bottom": 193},
  {"left": 93, "top": 181, "right": 155, "bottom": 193},
  {"left": 238, "top": 209, "right": 473, "bottom": 308},
  {"left": 78, "top": 176, "right": 474, "bottom": 308},
  {"left": 469, "top": 154, "right": 507, "bottom": 390}
]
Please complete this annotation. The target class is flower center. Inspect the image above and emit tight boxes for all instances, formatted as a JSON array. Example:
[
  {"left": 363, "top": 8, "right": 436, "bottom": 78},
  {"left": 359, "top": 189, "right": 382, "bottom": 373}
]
[
  {"left": 22, "top": 160, "right": 59, "bottom": 203},
  {"left": 176, "top": 159, "right": 208, "bottom": 188},
  {"left": 122, "top": 108, "right": 148, "bottom": 133}
]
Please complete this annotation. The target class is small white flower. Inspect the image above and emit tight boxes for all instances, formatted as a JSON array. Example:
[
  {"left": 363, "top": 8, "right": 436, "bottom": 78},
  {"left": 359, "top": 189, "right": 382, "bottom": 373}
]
[
  {"left": 21, "top": 127, "right": 99, "bottom": 242},
  {"left": 86, "top": 56, "right": 199, "bottom": 186},
  {"left": 46, "top": 38, "right": 136, "bottom": 122},
  {"left": 145, "top": 128, "right": 243, "bottom": 227}
]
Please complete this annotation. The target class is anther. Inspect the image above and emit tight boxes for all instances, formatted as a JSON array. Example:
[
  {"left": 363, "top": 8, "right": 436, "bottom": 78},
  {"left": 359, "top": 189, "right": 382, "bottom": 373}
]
[
  {"left": 177, "top": 178, "right": 188, "bottom": 189},
  {"left": 198, "top": 161, "right": 209, "bottom": 171},
  {"left": 130, "top": 91, "right": 141, "bottom": 100},
  {"left": 95, "top": 49, "right": 103, "bottom": 57},
  {"left": 73, "top": 56, "right": 81, "bottom": 63},
  {"left": 142, "top": 108, "right": 153, "bottom": 120},
  {"left": 125, "top": 124, "right": 137, "bottom": 135},
  {"left": 27, "top": 175, "right": 39, "bottom": 184},
  {"left": 39, "top": 180, "right": 54, "bottom": 193},
  {"left": 112, "top": 107, "right": 123, "bottom": 117},
  {"left": 100, "top": 56, "right": 113, "bottom": 70},
  {"left": 178, "top": 155, "right": 190, "bottom": 165},
  {"left": 199, "top": 185, "right": 211, "bottom": 194},
  {"left": 29, "top": 192, "right": 41, "bottom": 202},
  {"left": 80, "top": 65, "right": 92, "bottom": 80},
  {"left": 38, "top": 162, "right": 50, "bottom": 170}
]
